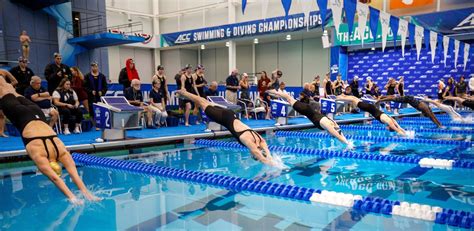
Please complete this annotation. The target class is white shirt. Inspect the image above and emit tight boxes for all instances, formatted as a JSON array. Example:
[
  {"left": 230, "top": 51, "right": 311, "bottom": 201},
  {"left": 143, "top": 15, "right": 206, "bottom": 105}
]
[
  {"left": 276, "top": 88, "right": 288, "bottom": 94},
  {"left": 52, "top": 90, "right": 78, "bottom": 102},
  {"left": 469, "top": 77, "right": 474, "bottom": 92}
]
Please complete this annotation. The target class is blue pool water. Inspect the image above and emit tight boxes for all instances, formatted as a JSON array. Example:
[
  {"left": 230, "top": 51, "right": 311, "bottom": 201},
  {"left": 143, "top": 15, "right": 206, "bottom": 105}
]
[{"left": 0, "top": 123, "right": 473, "bottom": 230}]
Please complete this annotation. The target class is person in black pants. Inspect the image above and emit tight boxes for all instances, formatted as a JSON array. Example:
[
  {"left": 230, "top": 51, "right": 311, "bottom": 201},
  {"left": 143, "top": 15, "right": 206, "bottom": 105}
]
[
  {"left": 52, "top": 79, "right": 83, "bottom": 135},
  {"left": 44, "top": 53, "right": 72, "bottom": 94},
  {"left": 84, "top": 62, "right": 108, "bottom": 121},
  {"left": 9, "top": 57, "right": 34, "bottom": 95}
]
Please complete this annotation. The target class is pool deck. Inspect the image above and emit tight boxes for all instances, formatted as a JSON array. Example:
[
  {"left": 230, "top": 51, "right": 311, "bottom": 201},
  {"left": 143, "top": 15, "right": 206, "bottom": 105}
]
[{"left": 0, "top": 108, "right": 440, "bottom": 158}]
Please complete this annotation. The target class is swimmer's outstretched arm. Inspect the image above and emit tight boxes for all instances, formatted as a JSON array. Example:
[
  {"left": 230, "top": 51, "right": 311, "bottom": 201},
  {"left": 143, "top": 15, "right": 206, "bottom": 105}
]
[
  {"left": 61, "top": 153, "right": 101, "bottom": 202},
  {"left": 177, "top": 89, "right": 211, "bottom": 109},
  {"left": 320, "top": 118, "right": 349, "bottom": 145},
  {"left": 375, "top": 95, "right": 396, "bottom": 107},
  {"left": 266, "top": 89, "right": 297, "bottom": 106},
  {"left": 443, "top": 96, "right": 465, "bottom": 104}
]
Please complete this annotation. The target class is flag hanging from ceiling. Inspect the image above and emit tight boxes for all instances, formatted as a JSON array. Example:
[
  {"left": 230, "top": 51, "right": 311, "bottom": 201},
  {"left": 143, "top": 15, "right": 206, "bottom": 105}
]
[
  {"left": 344, "top": 0, "right": 357, "bottom": 37},
  {"left": 415, "top": 25, "right": 424, "bottom": 60},
  {"left": 429, "top": 31, "right": 437, "bottom": 63},
  {"left": 398, "top": 19, "right": 408, "bottom": 57},
  {"left": 380, "top": 11, "right": 391, "bottom": 52},
  {"left": 356, "top": 1, "right": 369, "bottom": 46},
  {"left": 454, "top": 40, "right": 460, "bottom": 68},
  {"left": 464, "top": 44, "right": 470, "bottom": 71},
  {"left": 281, "top": 0, "right": 292, "bottom": 17},
  {"left": 408, "top": 23, "right": 415, "bottom": 47},
  {"left": 459, "top": 42, "right": 465, "bottom": 69},
  {"left": 443, "top": 36, "right": 450, "bottom": 67},
  {"left": 242, "top": 0, "right": 247, "bottom": 14},
  {"left": 369, "top": 7, "right": 379, "bottom": 43},
  {"left": 389, "top": 16, "right": 399, "bottom": 47},
  {"left": 329, "top": 0, "right": 343, "bottom": 34},
  {"left": 317, "top": 0, "right": 328, "bottom": 28},
  {"left": 390, "top": 0, "right": 434, "bottom": 10}
]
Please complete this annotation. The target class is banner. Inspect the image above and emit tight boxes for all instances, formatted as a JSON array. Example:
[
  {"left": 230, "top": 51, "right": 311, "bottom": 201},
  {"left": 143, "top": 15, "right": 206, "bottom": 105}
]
[
  {"left": 398, "top": 19, "right": 408, "bottom": 57},
  {"left": 369, "top": 7, "right": 380, "bottom": 43},
  {"left": 334, "top": 22, "right": 400, "bottom": 46},
  {"left": 344, "top": 0, "right": 357, "bottom": 37},
  {"left": 415, "top": 25, "right": 424, "bottom": 60},
  {"left": 242, "top": 0, "right": 247, "bottom": 14},
  {"left": 380, "top": 11, "right": 391, "bottom": 52},
  {"left": 160, "top": 11, "right": 323, "bottom": 47},
  {"left": 389, "top": 16, "right": 399, "bottom": 47},
  {"left": 454, "top": 40, "right": 460, "bottom": 68},
  {"left": 317, "top": 0, "right": 328, "bottom": 27},
  {"left": 409, "top": 7, "right": 474, "bottom": 34},
  {"left": 429, "top": 31, "right": 437, "bottom": 63},
  {"left": 443, "top": 36, "right": 450, "bottom": 66},
  {"left": 329, "top": 0, "right": 343, "bottom": 34},
  {"left": 356, "top": 1, "right": 369, "bottom": 46},
  {"left": 464, "top": 44, "right": 470, "bottom": 71},
  {"left": 281, "top": 0, "right": 292, "bottom": 17}
]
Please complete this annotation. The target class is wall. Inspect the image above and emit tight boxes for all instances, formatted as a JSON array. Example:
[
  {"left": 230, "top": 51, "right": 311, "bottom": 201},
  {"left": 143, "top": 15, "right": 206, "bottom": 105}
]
[
  {"left": 106, "top": 46, "right": 154, "bottom": 83},
  {"left": 347, "top": 46, "right": 474, "bottom": 98},
  {"left": 0, "top": 0, "right": 59, "bottom": 75}
]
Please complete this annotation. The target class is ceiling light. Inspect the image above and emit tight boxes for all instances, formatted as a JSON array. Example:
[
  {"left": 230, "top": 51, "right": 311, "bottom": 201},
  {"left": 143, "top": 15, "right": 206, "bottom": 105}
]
[
  {"left": 74, "top": 17, "right": 80, "bottom": 21},
  {"left": 201, "top": 44, "right": 205, "bottom": 50},
  {"left": 371, "top": 47, "right": 375, "bottom": 50},
  {"left": 254, "top": 38, "right": 259, "bottom": 44},
  {"left": 226, "top": 41, "right": 230, "bottom": 47},
  {"left": 286, "top": 34, "right": 291, "bottom": 40}
]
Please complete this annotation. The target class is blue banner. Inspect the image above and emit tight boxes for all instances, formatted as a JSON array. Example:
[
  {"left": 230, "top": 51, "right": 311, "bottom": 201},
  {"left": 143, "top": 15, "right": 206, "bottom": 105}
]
[
  {"left": 410, "top": 7, "right": 474, "bottom": 35},
  {"left": 344, "top": 0, "right": 356, "bottom": 37},
  {"left": 317, "top": 0, "right": 328, "bottom": 28},
  {"left": 270, "top": 100, "right": 290, "bottom": 117},
  {"left": 160, "top": 11, "right": 323, "bottom": 47},
  {"left": 320, "top": 98, "right": 336, "bottom": 114},
  {"left": 93, "top": 104, "right": 112, "bottom": 129},
  {"left": 369, "top": 7, "right": 379, "bottom": 44}
]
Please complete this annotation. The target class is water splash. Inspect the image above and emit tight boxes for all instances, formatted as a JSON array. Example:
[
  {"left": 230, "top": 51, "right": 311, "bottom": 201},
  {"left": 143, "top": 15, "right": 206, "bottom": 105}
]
[
  {"left": 345, "top": 140, "right": 355, "bottom": 150},
  {"left": 406, "top": 130, "right": 416, "bottom": 139},
  {"left": 270, "top": 152, "right": 290, "bottom": 171}
]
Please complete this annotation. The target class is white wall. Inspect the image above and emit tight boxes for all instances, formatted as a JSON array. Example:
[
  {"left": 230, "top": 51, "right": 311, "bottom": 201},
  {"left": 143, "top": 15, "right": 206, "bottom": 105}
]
[{"left": 108, "top": 46, "right": 154, "bottom": 83}]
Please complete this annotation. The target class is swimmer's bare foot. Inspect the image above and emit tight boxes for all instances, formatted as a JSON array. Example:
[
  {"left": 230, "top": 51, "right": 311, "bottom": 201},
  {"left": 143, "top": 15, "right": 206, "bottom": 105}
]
[{"left": 0, "top": 133, "right": 8, "bottom": 138}]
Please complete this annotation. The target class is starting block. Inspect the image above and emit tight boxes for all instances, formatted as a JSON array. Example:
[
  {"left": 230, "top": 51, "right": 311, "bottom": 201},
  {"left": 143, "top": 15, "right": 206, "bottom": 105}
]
[
  {"left": 320, "top": 98, "right": 336, "bottom": 119},
  {"left": 93, "top": 96, "right": 143, "bottom": 141},
  {"left": 270, "top": 99, "right": 291, "bottom": 126}
]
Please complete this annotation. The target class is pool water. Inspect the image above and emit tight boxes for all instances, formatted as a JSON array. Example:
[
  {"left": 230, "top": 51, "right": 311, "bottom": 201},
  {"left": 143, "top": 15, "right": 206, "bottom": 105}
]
[{"left": 0, "top": 122, "right": 473, "bottom": 230}]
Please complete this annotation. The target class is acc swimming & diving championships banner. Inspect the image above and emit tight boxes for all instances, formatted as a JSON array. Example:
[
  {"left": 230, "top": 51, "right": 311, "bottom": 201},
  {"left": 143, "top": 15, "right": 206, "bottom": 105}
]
[{"left": 160, "top": 11, "right": 325, "bottom": 47}]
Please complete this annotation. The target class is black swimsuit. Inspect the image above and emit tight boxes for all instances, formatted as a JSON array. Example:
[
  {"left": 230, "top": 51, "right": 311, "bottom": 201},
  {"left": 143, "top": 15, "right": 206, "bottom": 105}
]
[
  {"left": 204, "top": 106, "right": 262, "bottom": 146},
  {"left": 462, "top": 99, "right": 474, "bottom": 110},
  {"left": 293, "top": 101, "right": 325, "bottom": 130},
  {"left": 357, "top": 101, "right": 383, "bottom": 121},
  {"left": 393, "top": 96, "right": 420, "bottom": 109}
]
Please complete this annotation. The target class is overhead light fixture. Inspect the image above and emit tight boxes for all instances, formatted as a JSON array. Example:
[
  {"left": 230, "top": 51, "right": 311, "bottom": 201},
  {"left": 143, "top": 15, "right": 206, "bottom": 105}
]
[
  {"left": 371, "top": 47, "right": 375, "bottom": 50},
  {"left": 226, "top": 41, "right": 230, "bottom": 47},
  {"left": 286, "top": 34, "right": 291, "bottom": 40},
  {"left": 254, "top": 38, "right": 259, "bottom": 44},
  {"left": 323, "top": 30, "right": 328, "bottom": 36},
  {"left": 74, "top": 17, "right": 80, "bottom": 21},
  {"left": 200, "top": 44, "right": 205, "bottom": 50}
]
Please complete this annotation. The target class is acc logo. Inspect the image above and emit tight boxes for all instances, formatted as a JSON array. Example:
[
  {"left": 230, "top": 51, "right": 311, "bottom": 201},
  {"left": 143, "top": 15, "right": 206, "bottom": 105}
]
[
  {"left": 430, "top": 84, "right": 438, "bottom": 88},
  {"left": 408, "top": 85, "right": 415, "bottom": 88},
  {"left": 382, "top": 72, "right": 389, "bottom": 76},
  {"left": 415, "top": 61, "right": 422, "bottom": 65},
  {"left": 175, "top": 33, "right": 192, "bottom": 44},
  {"left": 387, "top": 67, "right": 394, "bottom": 71},
  {"left": 363, "top": 56, "right": 369, "bottom": 59},
  {"left": 409, "top": 66, "right": 416, "bottom": 70},
  {"left": 403, "top": 71, "right": 410, "bottom": 74},
  {"left": 419, "top": 75, "right": 427, "bottom": 79},
  {"left": 367, "top": 68, "right": 374, "bottom": 72},
  {"left": 353, "top": 65, "right": 360, "bottom": 68},
  {"left": 331, "top": 64, "right": 339, "bottom": 74},
  {"left": 348, "top": 69, "right": 354, "bottom": 73},
  {"left": 372, "top": 64, "right": 379, "bottom": 67},
  {"left": 398, "top": 57, "right": 406, "bottom": 61},
  {"left": 362, "top": 73, "right": 369, "bottom": 76},
  {"left": 425, "top": 89, "right": 432, "bottom": 93},
  {"left": 420, "top": 56, "right": 428, "bottom": 60},
  {"left": 453, "top": 13, "right": 474, "bottom": 31},
  {"left": 377, "top": 59, "right": 384, "bottom": 63},
  {"left": 358, "top": 61, "right": 364, "bottom": 64},
  {"left": 414, "top": 80, "right": 421, "bottom": 83},
  {"left": 432, "top": 65, "right": 439, "bottom": 69},
  {"left": 382, "top": 54, "right": 390, "bottom": 58},
  {"left": 425, "top": 70, "right": 433, "bottom": 74},
  {"left": 393, "top": 62, "right": 399, "bottom": 66}
]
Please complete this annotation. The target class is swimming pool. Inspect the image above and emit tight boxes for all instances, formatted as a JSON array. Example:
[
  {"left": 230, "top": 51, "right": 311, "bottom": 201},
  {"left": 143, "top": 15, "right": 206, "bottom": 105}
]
[{"left": 0, "top": 121, "right": 473, "bottom": 230}]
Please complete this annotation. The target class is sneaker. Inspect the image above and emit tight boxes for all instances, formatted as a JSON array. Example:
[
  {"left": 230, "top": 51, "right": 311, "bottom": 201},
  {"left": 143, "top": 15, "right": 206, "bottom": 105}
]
[
  {"left": 73, "top": 127, "right": 81, "bottom": 134},
  {"left": 64, "top": 128, "right": 71, "bottom": 135}
]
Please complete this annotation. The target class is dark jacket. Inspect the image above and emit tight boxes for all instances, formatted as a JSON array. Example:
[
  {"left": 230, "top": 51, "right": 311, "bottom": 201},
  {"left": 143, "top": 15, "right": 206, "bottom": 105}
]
[
  {"left": 84, "top": 72, "right": 108, "bottom": 103},
  {"left": 44, "top": 62, "right": 72, "bottom": 94}
]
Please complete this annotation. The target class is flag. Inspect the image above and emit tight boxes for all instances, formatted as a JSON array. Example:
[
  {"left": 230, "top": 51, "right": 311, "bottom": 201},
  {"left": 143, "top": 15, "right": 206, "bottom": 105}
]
[
  {"left": 242, "top": 0, "right": 247, "bottom": 14},
  {"left": 281, "top": 0, "right": 292, "bottom": 17},
  {"left": 356, "top": 1, "right": 369, "bottom": 46},
  {"left": 454, "top": 39, "right": 460, "bottom": 68},
  {"left": 429, "top": 31, "right": 437, "bottom": 63},
  {"left": 389, "top": 16, "right": 399, "bottom": 47},
  {"left": 464, "top": 44, "right": 470, "bottom": 71},
  {"left": 380, "top": 11, "right": 390, "bottom": 52},
  {"left": 398, "top": 19, "right": 408, "bottom": 57},
  {"left": 415, "top": 25, "right": 424, "bottom": 60},
  {"left": 329, "top": 0, "right": 343, "bottom": 34},
  {"left": 443, "top": 36, "right": 450, "bottom": 67},
  {"left": 344, "top": 0, "right": 357, "bottom": 37},
  {"left": 369, "top": 7, "right": 380, "bottom": 43},
  {"left": 317, "top": 0, "right": 328, "bottom": 28}
]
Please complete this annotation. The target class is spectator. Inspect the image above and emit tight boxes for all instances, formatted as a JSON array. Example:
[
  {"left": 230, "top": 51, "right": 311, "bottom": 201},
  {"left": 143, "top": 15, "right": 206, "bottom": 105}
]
[
  {"left": 239, "top": 73, "right": 250, "bottom": 100},
  {"left": 84, "top": 62, "right": 108, "bottom": 121},
  {"left": 24, "top": 76, "right": 59, "bottom": 127},
  {"left": 124, "top": 79, "right": 153, "bottom": 128},
  {"left": 174, "top": 69, "right": 185, "bottom": 113},
  {"left": 333, "top": 74, "right": 344, "bottom": 96},
  {"left": 9, "top": 57, "right": 34, "bottom": 95},
  {"left": 269, "top": 69, "right": 282, "bottom": 90},
  {"left": 149, "top": 79, "right": 168, "bottom": 127},
  {"left": 365, "top": 77, "right": 374, "bottom": 96},
  {"left": 52, "top": 79, "right": 83, "bottom": 135},
  {"left": 300, "top": 83, "right": 314, "bottom": 104},
  {"left": 322, "top": 73, "right": 333, "bottom": 97},
  {"left": 343, "top": 86, "right": 353, "bottom": 96},
  {"left": 257, "top": 71, "right": 270, "bottom": 99},
  {"left": 349, "top": 76, "right": 360, "bottom": 98},
  {"left": 225, "top": 69, "right": 240, "bottom": 104},
  {"left": 385, "top": 77, "right": 397, "bottom": 96},
  {"left": 70, "top": 66, "right": 88, "bottom": 112},
  {"left": 277, "top": 82, "right": 288, "bottom": 94},
  {"left": 455, "top": 75, "right": 467, "bottom": 98},
  {"left": 180, "top": 64, "right": 199, "bottom": 126},
  {"left": 443, "top": 77, "right": 456, "bottom": 106},
  {"left": 469, "top": 75, "right": 474, "bottom": 96},
  {"left": 19, "top": 30, "right": 31, "bottom": 59},
  {"left": 193, "top": 64, "right": 207, "bottom": 98},
  {"left": 44, "top": 53, "right": 72, "bottom": 94},
  {"left": 312, "top": 75, "right": 320, "bottom": 96},
  {"left": 152, "top": 65, "right": 169, "bottom": 105},
  {"left": 119, "top": 58, "right": 139, "bottom": 90},
  {"left": 204, "top": 81, "right": 219, "bottom": 97},
  {"left": 437, "top": 79, "right": 446, "bottom": 100},
  {"left": 396, "top": 76, "right": 405, "bottom": 97}
]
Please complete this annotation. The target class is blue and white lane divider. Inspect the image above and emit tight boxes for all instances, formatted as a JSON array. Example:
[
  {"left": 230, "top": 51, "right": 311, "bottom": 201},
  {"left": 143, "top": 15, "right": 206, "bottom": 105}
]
[
  {"left": 373, "top": 120, "right": 474, "bottom": 128},
  {"left": 274, "top": 131, "right": 473, "bottom": 147},
  {"left": 194, "top": 139, "right": 474, "bottom": 169},
  {"left": 338, "top": 125, "right": 474, "bottom": 135},
  {"left": 71, "top": 153, "right": 473, "bottom": 229}
]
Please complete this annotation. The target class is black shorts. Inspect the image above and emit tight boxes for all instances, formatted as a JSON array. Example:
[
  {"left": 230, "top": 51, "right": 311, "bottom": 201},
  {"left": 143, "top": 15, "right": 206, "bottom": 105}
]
[
  {"left": 293, "top": 101, "right": 324, "bottom": 130},
  {"left": 357, "top": 101, "right": 383, "bottom": 121},
  {"left": 462, "top": 99, "right": 474, "bottom": 110}
]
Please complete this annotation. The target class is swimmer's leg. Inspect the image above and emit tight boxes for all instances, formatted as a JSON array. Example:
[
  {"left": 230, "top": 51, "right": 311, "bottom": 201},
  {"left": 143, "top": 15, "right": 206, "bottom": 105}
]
[{"left": 320, "top": 117, "right": 349, "bottom": 145}]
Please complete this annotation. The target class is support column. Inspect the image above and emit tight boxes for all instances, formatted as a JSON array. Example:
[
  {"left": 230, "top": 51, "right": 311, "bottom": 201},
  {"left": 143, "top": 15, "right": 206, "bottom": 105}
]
[
  {"left": 152, "top": 0, "right": 161, "bottom": 68},
  {"left": 252, "top": 43, "right": 256, "bottom": 83},
  {"left": 228, "top": 0, "right": 236, "bottom": 73}
]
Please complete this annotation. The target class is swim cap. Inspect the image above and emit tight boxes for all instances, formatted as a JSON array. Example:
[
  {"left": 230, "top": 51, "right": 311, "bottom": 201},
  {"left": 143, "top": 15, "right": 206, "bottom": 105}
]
[{"left": 50, "top": 161, "right": 62, "bottom": 176}]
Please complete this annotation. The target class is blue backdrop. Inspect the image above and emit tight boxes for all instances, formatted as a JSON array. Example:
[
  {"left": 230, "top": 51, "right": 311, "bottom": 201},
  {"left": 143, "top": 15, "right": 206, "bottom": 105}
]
[{"left": 347, "top": 46, "right": 474, "bottom": 98}]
